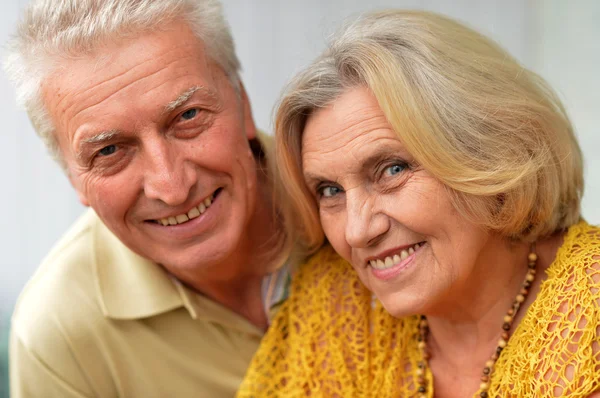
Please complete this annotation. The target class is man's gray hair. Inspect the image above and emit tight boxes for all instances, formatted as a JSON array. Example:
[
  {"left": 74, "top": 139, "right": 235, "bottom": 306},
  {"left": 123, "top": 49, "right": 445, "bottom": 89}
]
[{"left": 3, "top": 0, "right": 241, "bottom": 167}]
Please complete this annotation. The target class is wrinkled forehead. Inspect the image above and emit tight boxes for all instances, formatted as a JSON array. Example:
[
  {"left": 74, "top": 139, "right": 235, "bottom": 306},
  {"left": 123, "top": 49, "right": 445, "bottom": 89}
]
[
  {"left": 302, "top": 87, "right": 396, "bottom": 155},
  {"left": 39, "top": 22, "right": 228, "bottom": 152},
  {"left": 301, "top": 87, "right": 407, "bottom": 180}
]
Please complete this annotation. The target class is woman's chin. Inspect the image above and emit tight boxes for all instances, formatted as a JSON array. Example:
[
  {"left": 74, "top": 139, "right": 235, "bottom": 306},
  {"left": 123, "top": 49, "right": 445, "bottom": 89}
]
[{"left": 376, "top": 291, "right": 423, "bottom": 319}]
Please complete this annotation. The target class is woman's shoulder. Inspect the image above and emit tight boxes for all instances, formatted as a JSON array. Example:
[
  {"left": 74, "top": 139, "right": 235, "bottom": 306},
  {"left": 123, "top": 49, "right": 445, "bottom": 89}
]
[
  {"left": 492, "top": 221, "right": 600, "bottom": 396},
  {"left": 546, "top": 220, "right": 600, "bottom": 299},
  {"left": 553, "top": 220, "right": 600, "bottom": 266}
]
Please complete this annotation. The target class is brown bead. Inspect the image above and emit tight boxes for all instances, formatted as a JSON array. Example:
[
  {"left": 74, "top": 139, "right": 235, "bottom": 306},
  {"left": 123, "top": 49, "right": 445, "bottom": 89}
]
[
  {"left": 501, "top": 332, "right": 509, "bottom": 340},
  {"left": 526, "top": 273, "right": 535, "bottom": 282},
  {"left": 496, "top": 346, "right": 503, "bottom": 355},
  {"left": 418, "top": 361, "right": 425, "bottom": 369},
  {"left": 418, "top": 341, "right": 426, "bottom": 350},
  {"left": 480, "top": 392, "right": 489, "bottom": 398},
  {"left": 502, "top": 322, "right": 511, "bottom": 331},
  {"left": 528, "top": 252, "right": 537, "bottom": 262},
  {"left": 483, "top": 367, "right": 491, "bottom": 375},
  {"left": 485, "top": 360, "right": 494, "bottom": 368},
  {"left": 507, "top": 308, "right": 514, "bottom": 315},
  {"left": 418, "top": 386, "right": 426, "bottom": 393},
  {"left": 417, "top": 376, "right": 425, "bottom": 385},
  {"left": 503, "top": 315, "right": 512, "bottom": 323},
  {"left": 423, "top": 352, "right": 431, "bottom": 360},
  {"left": 498, "top": 339, "right": 507, "bottom": 348},
  {"left": 480, "top": 381, "right": 489, "bottom": 390},
  {"left": 516, "top": 294, "right": 525, "bottom": 303},
  {"left": 520, "top": 288, "right": 528, "bottom": 295},
  {"left": 481, "top": 375, "right": 489, "bottom": 382},
  {"left": 492, "top": 352, "right": 499, "bottom": 360}
]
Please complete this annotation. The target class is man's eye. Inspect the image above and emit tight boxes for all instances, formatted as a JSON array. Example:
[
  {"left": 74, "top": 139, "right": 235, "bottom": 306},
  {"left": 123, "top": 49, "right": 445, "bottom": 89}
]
[
  {"left": 384, "top": 163, "right": 406, "bottom": 176},
  {"left": 181, "top": 108, "right": 199, "bottom": 120},
  {"left": 98, "top": 145, "right": 117, "bottom": 157},
  {"left": 320, "top": 186, "right": 342, "bottom": 198}
]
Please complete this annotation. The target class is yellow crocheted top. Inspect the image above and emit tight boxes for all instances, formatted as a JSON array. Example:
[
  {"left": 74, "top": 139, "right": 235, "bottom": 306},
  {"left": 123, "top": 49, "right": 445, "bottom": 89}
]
[{"left": 238, "top": 221, "right": 600, "bottom": 397}]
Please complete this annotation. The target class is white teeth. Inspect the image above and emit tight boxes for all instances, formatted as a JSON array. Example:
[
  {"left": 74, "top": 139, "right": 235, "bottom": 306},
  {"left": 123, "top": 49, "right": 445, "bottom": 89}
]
[
  {"left": 157, "top": 193, "right": 215, "bottom": 226},
  {"left": 188, "top": 207, "right": 200, "bottom": 219},
  {"left": 368, "top": 242, "right": 425, "bottom": 270}
]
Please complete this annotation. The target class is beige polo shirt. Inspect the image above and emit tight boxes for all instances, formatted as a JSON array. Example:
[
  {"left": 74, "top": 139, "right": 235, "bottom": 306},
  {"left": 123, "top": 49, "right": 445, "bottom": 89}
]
[{"left": 10, "top": 209, "right": 273, "bottom": 397}]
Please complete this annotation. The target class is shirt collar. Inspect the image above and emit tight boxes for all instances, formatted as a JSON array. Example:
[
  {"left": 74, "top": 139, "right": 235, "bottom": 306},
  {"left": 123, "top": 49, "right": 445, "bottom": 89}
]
[
  {"left": 89, "top": 210, "right": 198, "bottom": 320},
  {"left": 88, "top": 209, "right": 291, "bottom": 327}
]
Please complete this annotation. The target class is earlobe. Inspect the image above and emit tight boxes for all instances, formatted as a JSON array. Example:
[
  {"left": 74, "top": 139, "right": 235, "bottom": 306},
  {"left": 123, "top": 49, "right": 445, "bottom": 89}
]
[
  {"left": 68, "top": 173, "right": 90, "bottom": 207},
  {"left": 76, "top": 191, "right": 90, "bottom": 207}
]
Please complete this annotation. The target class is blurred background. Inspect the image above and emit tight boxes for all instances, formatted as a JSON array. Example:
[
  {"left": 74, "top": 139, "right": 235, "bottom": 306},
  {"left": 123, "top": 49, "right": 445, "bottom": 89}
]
[{"left": 1, "top": 0, "right": 598, "bottom": 395}]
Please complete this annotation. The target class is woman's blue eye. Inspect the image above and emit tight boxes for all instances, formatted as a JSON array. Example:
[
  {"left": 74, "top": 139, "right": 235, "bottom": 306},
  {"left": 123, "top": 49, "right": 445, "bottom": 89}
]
[
  {"left": 321, "top": 186, "right": 341, "bottom": 198},
  {"left": 99, "top": 145, "right": 117, "bottom": 156},
  {"left": 385, "top": 163, "right": 406, "bottom": 176},
  {"left": 181, "top": 108, "right": 199, "bottom": 120}
]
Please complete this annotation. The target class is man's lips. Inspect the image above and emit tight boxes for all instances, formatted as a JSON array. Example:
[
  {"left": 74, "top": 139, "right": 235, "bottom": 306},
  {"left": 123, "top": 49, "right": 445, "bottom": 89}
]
[{"left": 146, "top": 187, "right": 223, "bottom": 226}]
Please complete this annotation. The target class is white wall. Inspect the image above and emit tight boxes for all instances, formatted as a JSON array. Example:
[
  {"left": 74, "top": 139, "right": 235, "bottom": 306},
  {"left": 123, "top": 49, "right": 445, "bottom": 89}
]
[
  {"left": 0, "top": 1, "right": 85, "bottom": 311},
  {"left": 1, "top": 1, "right": 598, "bottom": 311},
  {"left": 533, "top": 0, "right": 600, "bottom": 223}
]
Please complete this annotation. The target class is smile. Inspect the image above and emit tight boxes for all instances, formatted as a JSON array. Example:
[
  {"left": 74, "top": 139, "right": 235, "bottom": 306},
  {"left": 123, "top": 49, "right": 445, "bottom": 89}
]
[
  {"left": 152, "top": 188, "right": 222, "bottom": 226},
  {"left": 367, "top": 242, "right": 424, "bottom": 270}
]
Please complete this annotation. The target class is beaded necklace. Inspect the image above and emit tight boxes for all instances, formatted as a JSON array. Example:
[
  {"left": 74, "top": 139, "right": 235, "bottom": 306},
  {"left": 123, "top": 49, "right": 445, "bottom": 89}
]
[{"left": 415, "top": 251, "right": 538, "bottom": 398}]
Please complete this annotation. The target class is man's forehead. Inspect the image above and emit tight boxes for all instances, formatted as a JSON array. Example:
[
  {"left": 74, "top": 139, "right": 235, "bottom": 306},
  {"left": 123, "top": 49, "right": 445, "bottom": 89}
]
[{"left": 40, "top": 22, "right": 222, "bottom": 154}]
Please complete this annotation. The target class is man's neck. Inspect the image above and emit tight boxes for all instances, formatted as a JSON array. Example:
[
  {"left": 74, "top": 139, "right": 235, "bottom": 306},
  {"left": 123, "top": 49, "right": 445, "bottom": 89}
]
[{"left": 176, "top": 167, "right": 282, "bottom": 329}]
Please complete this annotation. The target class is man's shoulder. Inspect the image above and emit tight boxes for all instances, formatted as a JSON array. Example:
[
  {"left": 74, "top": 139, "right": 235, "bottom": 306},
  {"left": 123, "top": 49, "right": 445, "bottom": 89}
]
[{"left": 12, "top": 209, "right": 105, "bottom": 347}]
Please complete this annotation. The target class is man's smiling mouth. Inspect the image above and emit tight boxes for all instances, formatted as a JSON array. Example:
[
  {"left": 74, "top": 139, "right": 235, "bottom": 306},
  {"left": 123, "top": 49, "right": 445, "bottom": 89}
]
[{"left": 149, "top": 188, "right": 223, "bottom": 226}]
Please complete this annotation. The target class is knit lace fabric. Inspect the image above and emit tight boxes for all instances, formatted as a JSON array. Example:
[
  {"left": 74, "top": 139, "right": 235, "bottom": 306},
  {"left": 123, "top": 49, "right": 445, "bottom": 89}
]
[{"left": 237, "top": 221, "right": 600, "bottom": 397}]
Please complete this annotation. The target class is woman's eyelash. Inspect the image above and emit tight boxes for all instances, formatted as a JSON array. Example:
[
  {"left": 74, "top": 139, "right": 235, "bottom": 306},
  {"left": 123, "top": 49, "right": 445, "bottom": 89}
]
[{"left": 377, "top": 160, "right": 409, "bottom": 177}]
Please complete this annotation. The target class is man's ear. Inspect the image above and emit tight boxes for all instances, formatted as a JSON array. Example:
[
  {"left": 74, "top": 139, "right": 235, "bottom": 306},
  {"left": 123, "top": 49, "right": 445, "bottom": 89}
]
[
  {"left": 239, "top": 82, "right": 257, "bottom": 141},
  {"left": 68, "top": 173, "right": 90, "bottom": 207}
]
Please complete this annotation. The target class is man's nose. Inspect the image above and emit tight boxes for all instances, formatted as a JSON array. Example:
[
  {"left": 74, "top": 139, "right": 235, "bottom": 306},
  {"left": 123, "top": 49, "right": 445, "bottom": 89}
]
[
  {"left": 143, "top": 140, "right": 195, "bottom": 206},
  {"left": 344, "top": 190, "right": 389, "bottom": 248}
]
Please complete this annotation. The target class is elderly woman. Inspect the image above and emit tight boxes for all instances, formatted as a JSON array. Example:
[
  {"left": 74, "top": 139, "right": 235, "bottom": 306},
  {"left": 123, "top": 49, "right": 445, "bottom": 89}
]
[{"left": 238, "top": 10, "right": 600, "bottom": 398}]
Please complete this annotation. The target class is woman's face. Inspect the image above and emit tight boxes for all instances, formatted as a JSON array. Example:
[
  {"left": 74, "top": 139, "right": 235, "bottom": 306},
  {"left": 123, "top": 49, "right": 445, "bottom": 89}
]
[{"left": 301, "top": 86, "right": 490, "bottom": 317}]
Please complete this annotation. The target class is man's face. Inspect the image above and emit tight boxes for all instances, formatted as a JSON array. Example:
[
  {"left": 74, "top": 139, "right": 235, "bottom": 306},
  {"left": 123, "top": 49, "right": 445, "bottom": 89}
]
[{"left": 43, "top": 21, "right": 260, "bottom": 276}]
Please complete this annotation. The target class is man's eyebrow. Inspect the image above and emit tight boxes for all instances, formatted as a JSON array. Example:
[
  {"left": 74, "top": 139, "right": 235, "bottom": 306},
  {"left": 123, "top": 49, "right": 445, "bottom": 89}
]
[
  {"left": 164, "top": 85, "right": 215, "bottom": 113},
  {"left": 76, "top": 129, "right": 120, "bottom": 160}
]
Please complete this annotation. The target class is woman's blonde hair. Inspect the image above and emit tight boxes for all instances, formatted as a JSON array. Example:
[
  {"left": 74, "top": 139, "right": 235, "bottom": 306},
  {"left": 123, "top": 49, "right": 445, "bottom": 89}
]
[{"left": 275, "top": 10, "right": 583, "bottom": 255}]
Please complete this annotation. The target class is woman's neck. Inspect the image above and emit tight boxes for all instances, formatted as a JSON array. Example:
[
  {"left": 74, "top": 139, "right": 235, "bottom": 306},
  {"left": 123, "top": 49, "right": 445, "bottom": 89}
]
[
  {"left": 423, "top": 231, "right": 564, "bottom": 379},
  {"left": 424, "top": 238, "right": 531, "bottom": 367}
]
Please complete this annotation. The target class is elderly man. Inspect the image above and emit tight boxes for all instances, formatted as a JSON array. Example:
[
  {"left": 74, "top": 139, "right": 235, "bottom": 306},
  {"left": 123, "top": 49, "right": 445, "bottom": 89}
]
[{"left": 5, "top": 0, "right": 290, "bottom": 396}]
